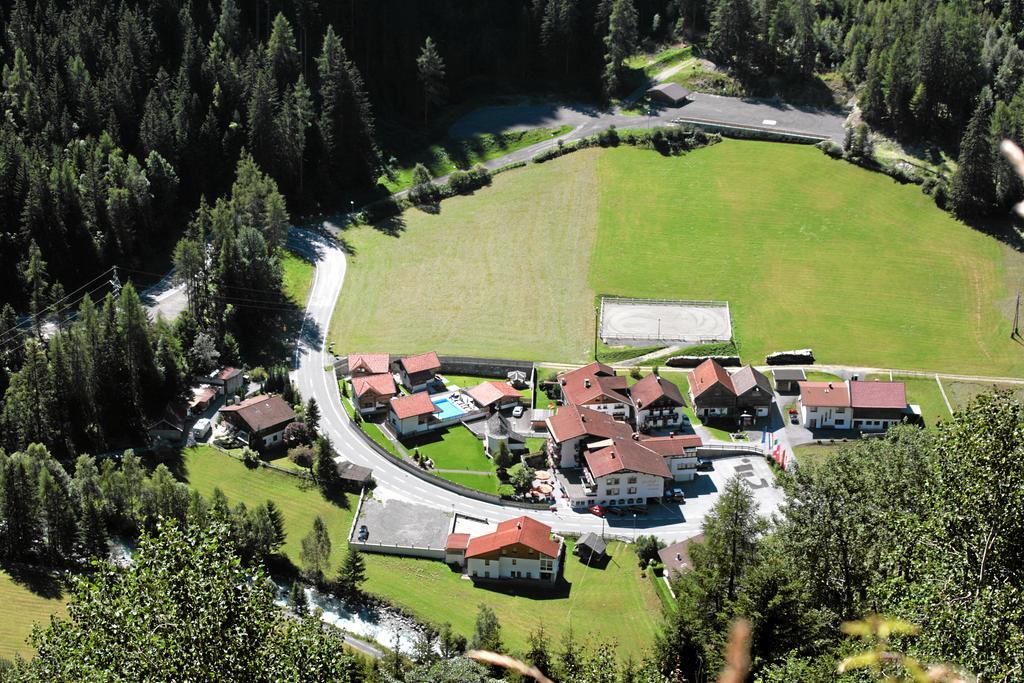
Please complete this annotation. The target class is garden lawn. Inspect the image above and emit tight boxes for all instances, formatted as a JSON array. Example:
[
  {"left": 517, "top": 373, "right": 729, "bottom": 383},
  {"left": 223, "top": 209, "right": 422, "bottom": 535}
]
[
  {"left": 330, "top": 150, "right": 599, "bottom": 362},
  {"left": 0, "top": 571, "right": 69, "bottom": 659},
  {"left": 434, "top": 471, "right": 501, "bottom": 494},
  {"left": 804, "top": 371, "right": 843, "bottom": 383},
  {"left": 401, "top": 426, "right": 493, "bottom": 472},
  {"left": 176, "top": 447, "right": 662, "bottom": 660},
  {"left": 282, "top": 250, "right": 315, "bottom": 307},
  {"left": 362, "top": 539, "right": 662, "bottom": 659},
  {"left": 331, "top": 141, "right": 1024, "bottom": 376}
]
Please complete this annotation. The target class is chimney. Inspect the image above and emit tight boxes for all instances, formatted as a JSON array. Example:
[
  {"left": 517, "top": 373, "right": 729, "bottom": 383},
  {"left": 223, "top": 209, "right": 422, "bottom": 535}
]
[
  {"left": 517, "top": 521, "right": 522, "bottom": 530},
  {"left": 611, "top": 450, "right": 616, "bottom": 458},
  {"left": 632, "top": 433, "right": 640, "bottom": 440},
  {"left": 584, "top": 378, "right": 591, "bottom": 388},
  {"left": 676, "top": 553, "right": 682, "bottom": 561},
  {"left": 827, "top": 382, "right": 833, "bottom": 390}
]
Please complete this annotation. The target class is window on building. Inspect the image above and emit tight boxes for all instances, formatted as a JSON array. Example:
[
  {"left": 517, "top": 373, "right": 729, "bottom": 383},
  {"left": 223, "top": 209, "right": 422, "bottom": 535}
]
[
  {"left": 627, "top": 476, "right": 637, "bottom": 484},
  {"left": 627, "top": 486, "right": 637, "bottom": 494},
  {"left": 511, "top": 559, "right": 516, "bottom": 565},
  {"left": 607, "top": 488, "right": 619, "bottom": 496}
]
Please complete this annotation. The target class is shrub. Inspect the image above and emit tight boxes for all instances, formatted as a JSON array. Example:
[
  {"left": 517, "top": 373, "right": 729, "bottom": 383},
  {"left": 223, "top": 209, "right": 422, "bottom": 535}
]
[
  {"left": 818, "top": 139, "right": 843, "bottom": 158},
  {"left": 241, "top": 447, "right": 260, "bottom": 468},
  {"left": 447, "top": 164, "right": 492, "bottom": 195},
  {"left": 288, "top": 445, "right": 315, "bottom": 469},
  {"left": 284, "top": 421, "right": 311, "bottom": 445},
  {"left": 629, "top": 367, "right": 643, "bottom": 380},
  {"left": 634, "top": 535, "right": 665, "bottom": 567}
]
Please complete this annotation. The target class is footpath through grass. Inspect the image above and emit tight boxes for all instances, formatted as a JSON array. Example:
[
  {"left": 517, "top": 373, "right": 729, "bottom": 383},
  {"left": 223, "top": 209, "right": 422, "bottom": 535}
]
[
  {"left": 331, "top": 140, "right": 1024, "bottom": 376},
  {"left": 175, "top": 446, "right": 662, "bottom": 659}
]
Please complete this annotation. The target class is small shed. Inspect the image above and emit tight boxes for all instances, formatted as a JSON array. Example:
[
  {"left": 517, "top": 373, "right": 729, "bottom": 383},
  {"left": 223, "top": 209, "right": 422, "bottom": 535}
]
[
  {"left": 445, "top": 533, "right": 471, "bottom": 567},
  {"left": 336, "top": 460, "right": 373, "bottom": 485},
  {"left": 646, "top": 82, "right": 692, "bottom": 106},
  {"left": 772, "top": 368, "right": 807, "bottom": 393},
  {"left": 507, "top": 370, "right": 529, "bottom": 389},
  {"left": 574, "top": 532, "right": 608, "bottom": 564}
]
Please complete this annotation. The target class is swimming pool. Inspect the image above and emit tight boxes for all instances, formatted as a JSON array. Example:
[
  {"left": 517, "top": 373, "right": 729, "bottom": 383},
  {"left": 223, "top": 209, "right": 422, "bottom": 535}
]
[{"left": 432, "top": 397, "right": 466, "bottom": 421}]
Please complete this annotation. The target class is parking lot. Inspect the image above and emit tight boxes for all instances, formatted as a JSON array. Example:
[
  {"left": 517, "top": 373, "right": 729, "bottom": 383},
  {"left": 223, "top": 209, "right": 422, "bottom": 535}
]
[
  {"left": 598, "top": 455, "right": 785, "bottom": 533},
  {"left": 351, "top": 498, "right": 452, "bottom": 551}
]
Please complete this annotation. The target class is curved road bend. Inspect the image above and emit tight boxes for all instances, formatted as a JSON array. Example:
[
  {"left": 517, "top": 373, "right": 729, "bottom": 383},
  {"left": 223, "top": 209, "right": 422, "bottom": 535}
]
[{"left": 289, "top": 230, "right": 783, "bottom": 543}]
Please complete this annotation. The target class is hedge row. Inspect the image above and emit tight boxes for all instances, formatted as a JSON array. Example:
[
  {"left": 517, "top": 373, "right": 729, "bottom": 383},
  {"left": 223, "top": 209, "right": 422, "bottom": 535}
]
[{"left": 532, "top": 125, "right": 721, "bottom": 164}]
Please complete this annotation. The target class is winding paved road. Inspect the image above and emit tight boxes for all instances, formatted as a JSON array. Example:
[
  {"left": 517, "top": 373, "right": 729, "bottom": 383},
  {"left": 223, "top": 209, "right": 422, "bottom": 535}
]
[{"left": 288, "top": 229, "right": 783, "bottom": 543}]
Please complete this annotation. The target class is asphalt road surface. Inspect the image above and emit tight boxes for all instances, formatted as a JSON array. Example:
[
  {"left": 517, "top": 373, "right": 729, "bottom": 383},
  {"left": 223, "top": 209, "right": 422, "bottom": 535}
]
[{"left": 450, "top": 94, "right": 848, "bottom": 143}]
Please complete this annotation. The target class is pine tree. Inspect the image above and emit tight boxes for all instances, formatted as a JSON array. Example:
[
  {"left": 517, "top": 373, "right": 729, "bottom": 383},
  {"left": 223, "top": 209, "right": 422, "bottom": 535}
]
[
  {"left": 416, "top": 37, "right": 447, "bottom": 124},
  {"left": 951, "top": 88, "right": 997, "bottom": 218},
  {"left": 289, "top": 581, "right": 309, "bottom": 616},
  {"left": 305, "top": 397, "right": 321, "bottom": 432},
  {"left": 38, "top": 465, "right": 79, "bottom": 563},
  {"left": 266, "top": 14, "right": 300, "bottom": 90},
  {"left": 602, "top": 0, "right": 638, "bottom": 97},
  {"left": 335, "top": 547, "right": 366, "bottom": 597},
  {"left": 1, "top": 455, "right": 40, "bottom": 559},
  {"left": 313, "top": 436, "right": 341, "bottom": 495},
  {"left": 695, "top": 474, "right": 766, "bottom": 604},
  {"left": 469, "top": 603, "right": 502, "bottom": 652},
  {"left": 526, "top": 625, "right": 553, "bottom": 678},
  {"left": 991, "top": 95, "right": 1024, "bottom": 211},
  {"left": 299, "top": 515, "right": 331, "bottom": 584},
  {"left": 709, "top": 0, "right": 754, "bottom": 70}
]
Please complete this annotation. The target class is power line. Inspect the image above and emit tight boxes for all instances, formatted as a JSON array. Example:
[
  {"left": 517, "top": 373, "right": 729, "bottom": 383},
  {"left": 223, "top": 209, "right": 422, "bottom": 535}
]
[{"left": 0, "top": 277, "right": 115, "bottom": 349}]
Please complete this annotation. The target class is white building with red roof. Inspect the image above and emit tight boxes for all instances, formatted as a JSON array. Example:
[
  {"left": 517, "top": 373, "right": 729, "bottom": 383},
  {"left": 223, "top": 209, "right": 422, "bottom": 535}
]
[
  {"left": 351, "top": 373, "right": 398, "bottom": 415},
  {"left": 631, "top": 372, "right": 687, "bottom": 431},
  {"left": 464, "top": 516, "right": 563, "bottom": 583},
  {"left": 397, "top": 351, "right": 442, "bottom": 393},
  {"left": 579, "top": 436, "right": 673, "bottom": 508},
  {"left": 348, "top": 353, "right": 391, "bottom": 377},
  {"left": 797, "top": 379, "right": 913, "bottom": 431},
  {"left": 387, "top": 392, "right": 440, "bottom": 436},
  {"left": 466, "top": 380, "right": 522, "bottom": 412},
  {"left": 545, "top": 404, "right": 633, "bottom": 468},
  {"left": 557, "top": 362, "right": 632, "bottom": 419}
]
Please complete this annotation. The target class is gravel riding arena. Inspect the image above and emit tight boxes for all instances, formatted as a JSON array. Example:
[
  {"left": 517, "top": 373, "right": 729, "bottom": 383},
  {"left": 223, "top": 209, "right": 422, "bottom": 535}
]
[{"left": 599, "top": 297, "right": 732, "bottom": 346}]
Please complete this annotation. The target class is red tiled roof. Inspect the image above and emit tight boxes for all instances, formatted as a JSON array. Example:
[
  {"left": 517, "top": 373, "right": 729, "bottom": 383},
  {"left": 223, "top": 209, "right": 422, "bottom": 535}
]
[
  {"left": 446, "top": 533, "right": 471, "bottom": 551},
  {"left": 584, "top": 437, "right": 672, "bottom": 478},
  {"left": 631, "top": 373, "right": 685, "bottom": 409},
  {"left": 466, "top": 381, "right": 522, "bottom": 407},
  {"left": 799, "top": 381, "right": 850, "bottom": 408},
  {"left": 559, "top": 362, "right": 630, "bottom": 406},
  {"left": 399, "top": 351, "right": 441, "bottom": 375},
  {"left": 349, "top": 353, "right": 390, "bottom": 375},
  {"left": 219, "top": 394, "right": 296, "bottom": 433},
  {"left": 849, "top": 380, "right": 907, "bottom": 409},
  {"left": 352, "top": 373, "right": 397, "bottom": 399},
  {"left": 639, "top": 433, "right": 703, "bottom": 454},
  {"left": 688, "top": 359, "right": 734, "bottom": 399},
  {"left": 218, "top": 366, "right": 242, "bottom": 380},
  {"left": 190, "top": 386, "right": 216, "bottom": 407},
  {"left": 465, "top": 516, "right": 560, "bottom": 559},
  {"left": 389, "top": 392, "right": 439, "bottom": 420},
  {"left": 545, "top": 404, "right": 633, "bottom": 443}
]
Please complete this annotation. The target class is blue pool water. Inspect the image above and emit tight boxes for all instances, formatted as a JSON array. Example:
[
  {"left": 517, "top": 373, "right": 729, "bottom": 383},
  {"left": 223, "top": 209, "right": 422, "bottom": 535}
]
[{"left": 432, "top": 397, "right": 466, "bottom": 420}]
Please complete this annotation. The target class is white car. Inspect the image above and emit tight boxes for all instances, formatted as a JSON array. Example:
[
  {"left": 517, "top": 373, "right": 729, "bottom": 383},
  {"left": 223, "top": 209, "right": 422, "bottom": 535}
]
[
  {"left": 191, "top": 418, "right": 212, "bottom": 440},
  {"left": 512, "top": 405, "right": 525, "bottom": 418}
]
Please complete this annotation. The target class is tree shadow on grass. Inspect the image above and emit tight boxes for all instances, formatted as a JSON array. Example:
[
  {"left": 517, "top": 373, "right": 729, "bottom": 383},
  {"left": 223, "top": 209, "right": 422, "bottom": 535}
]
[
  {"left": 1, "top": 561, "right": 66, "bottom": 600},
  {"left": 468, "top": 575, "right": 572, "bottom": 600},
  {"left": 374, "top": 214, "right": 407, "bottom": 237}
]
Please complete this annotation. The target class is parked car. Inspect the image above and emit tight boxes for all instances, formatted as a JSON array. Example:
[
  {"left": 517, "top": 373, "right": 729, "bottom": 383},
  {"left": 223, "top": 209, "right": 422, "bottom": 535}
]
[
  {"left": 697, "top": 459, "right": 714, "bottom": 472},
  {"left": 191, "top": 418, "right": 212, "bottom": 440},
  {"left": 666, "top": 487, "right": 685, "bottom": 502},
  {"left": 357, "top": 525, "right": 369, "bottom": 541},
  {"left": 512, "top": 405, "right": 525, "bottom": 418},
  {"left": 627, "top": 505, "right": 648, "bottom": 515},
  {"left": 605, "top": 506, "right": 624, "bottom": 517},
  {"left": 788, "top": 408, "right": 799, "bottom": 424}
]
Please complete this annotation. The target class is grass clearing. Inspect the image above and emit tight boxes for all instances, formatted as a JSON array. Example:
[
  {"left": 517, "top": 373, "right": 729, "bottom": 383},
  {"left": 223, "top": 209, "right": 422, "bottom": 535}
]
[
  {"left": 381, "top": 127, "right": 572, "bottom": 192},
  {"left": 281, "top": 250, "right": 315, "bottom": 307},
  {"left": 176, "top": 447, "right": 661, "bottom": 659},
  {"left": 625, "top": 45, "right": 695, "bottom": 77},
  {"left": 331, "top": 141, "right": 1024, "bottom": 376},
  {"left": 401, "top": 426, "right": 493, "bottom": 472},
  {"left": 793, "top": 443, "right": 843, "bottom": 468},
  {"left": 942, "top": 379, "right": 1024, "bottom": 411},
  {"left": 805, "top": 371, "right": 843, "bottom": 383},
  {"left": 0, "top": 570, "right": 69, "bottom": 659},
  {"left": 434, "top": 471, "right": 502, "bottom": 494}
]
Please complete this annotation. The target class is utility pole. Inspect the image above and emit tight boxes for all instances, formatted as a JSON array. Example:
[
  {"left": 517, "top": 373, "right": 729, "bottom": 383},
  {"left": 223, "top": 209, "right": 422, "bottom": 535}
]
[{"left": 1014, "top": 290, "right": 1021, "bottom": 338}]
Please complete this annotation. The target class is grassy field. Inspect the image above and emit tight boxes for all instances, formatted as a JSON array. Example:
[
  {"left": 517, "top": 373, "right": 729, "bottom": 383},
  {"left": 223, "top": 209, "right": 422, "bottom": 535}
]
[
  {"left": 381, "top": 127, "right": 572, "bottom": 192},
  {"left": 942, "top": 379, "right": 1024, "bottom": 410},
  {"left": 401, "top": 425, "right": 494, "bottom": 472},
  {"left": 0, "top": 571, "right": 70, "bottom": 659},
  {"left": 331, "top": 141, "right": 1024, "bottom": 376},
  {"left": 331, "top": 150, "right": 599, "bottom": 361},
  {"left": 793, "top": 443, "right": 842, "bottom": 468},
  {"left": 281, "top": 250, "right": 315, "bottom": 307},
  {"left": 176, "top": 447, "right": 662, "bottom": 658}
]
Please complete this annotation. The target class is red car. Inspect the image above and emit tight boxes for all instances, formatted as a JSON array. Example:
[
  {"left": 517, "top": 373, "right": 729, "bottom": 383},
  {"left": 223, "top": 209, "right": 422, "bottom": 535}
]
[{"left": 589, "top": 505, "right": 604, "bottom": 517}]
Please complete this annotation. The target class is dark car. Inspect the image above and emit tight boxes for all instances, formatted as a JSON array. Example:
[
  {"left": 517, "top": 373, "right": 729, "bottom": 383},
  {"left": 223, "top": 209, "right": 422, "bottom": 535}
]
[
  {"left": 605, "top": 506, "right": 624, "bottom": 517},
  {"left": 697, "top": 459, "right": 714, "bottom": 472},
  {"left": 357, "top": 525, "right": 369, "bottom": 541}
]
